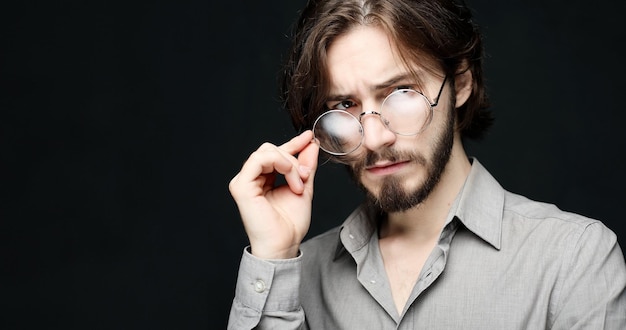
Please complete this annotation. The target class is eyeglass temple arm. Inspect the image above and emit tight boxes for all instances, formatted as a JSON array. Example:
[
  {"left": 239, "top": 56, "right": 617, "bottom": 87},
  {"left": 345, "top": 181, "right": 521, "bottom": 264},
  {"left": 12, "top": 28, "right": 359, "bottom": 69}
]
[{"left": 431, "top": 75, "right": 448, "bottom": 107}]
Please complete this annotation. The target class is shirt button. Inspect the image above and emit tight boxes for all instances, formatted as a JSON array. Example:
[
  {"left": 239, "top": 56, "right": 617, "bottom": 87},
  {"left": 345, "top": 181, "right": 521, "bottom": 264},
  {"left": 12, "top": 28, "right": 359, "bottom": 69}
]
[{"left": 253, "top": 280, "right": 266, "bottom": 293}]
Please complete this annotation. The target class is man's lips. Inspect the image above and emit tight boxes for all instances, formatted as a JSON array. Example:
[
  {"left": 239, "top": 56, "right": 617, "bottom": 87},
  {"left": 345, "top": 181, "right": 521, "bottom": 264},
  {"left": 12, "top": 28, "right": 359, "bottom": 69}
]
[{"left": 365, "top": 160, "right": 410, "bottom": 176}]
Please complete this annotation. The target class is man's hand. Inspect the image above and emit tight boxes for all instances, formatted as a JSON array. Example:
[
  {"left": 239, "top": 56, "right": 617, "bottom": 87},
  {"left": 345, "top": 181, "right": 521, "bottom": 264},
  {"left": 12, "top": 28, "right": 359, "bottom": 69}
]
[{"left": 229, "top": 130, "right": 319, "bottom": 259}]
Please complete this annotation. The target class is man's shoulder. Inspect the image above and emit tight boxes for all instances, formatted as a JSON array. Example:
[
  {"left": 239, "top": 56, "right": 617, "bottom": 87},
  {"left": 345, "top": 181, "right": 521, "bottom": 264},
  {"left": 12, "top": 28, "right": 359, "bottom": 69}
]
[
  {"left": 502, "top": 190, "right": 600, "bottom": 228},
  {"left": 471, "top": 159, "right": 600, "bottom": 228}
]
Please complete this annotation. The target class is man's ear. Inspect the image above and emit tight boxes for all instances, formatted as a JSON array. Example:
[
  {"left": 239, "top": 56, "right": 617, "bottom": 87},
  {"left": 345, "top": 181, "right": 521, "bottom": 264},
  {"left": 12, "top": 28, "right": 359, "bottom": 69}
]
[{"left": 454, "top": 62, "right": 473, "bottom": 108}]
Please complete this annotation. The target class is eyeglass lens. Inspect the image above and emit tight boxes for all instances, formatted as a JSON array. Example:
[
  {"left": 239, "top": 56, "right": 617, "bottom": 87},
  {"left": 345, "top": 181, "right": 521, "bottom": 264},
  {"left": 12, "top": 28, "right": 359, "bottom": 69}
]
[{"left": 313, "top": 89, "right": 432, "bottom": 155}]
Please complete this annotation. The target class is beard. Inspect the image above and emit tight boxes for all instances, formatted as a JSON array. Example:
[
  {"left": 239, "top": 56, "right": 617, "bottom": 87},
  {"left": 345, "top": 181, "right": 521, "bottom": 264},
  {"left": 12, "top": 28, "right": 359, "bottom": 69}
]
[{"left": 345, "top": 105, "right": 455, "bottom": 213}]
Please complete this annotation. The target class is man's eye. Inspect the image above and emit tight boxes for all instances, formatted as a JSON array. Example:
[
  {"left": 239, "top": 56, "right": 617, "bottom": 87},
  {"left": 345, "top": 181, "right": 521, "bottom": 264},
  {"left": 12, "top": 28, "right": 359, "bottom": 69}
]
[{"left": 332, "top": 100, "right": 356, "bottom": 110}]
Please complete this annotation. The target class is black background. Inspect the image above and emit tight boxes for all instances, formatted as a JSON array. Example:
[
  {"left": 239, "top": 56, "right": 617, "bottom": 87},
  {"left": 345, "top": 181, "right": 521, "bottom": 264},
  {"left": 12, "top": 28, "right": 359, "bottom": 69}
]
[{"left": 1, "top": 1, "right": 625, "bottom": 329}]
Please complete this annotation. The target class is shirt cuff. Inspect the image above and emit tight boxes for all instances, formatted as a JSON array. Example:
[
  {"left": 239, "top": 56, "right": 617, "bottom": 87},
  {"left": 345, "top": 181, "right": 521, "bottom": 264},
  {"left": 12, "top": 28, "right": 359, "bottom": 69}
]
[{"left": 234, "top": 246, "right": 302, "bottom": 312}]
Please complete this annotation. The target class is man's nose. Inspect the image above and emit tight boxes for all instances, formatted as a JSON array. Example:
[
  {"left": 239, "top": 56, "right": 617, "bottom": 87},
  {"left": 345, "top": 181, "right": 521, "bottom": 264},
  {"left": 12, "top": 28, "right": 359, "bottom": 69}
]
[{"left": 359, "top": 111, "right": 396, "bottom": 151}]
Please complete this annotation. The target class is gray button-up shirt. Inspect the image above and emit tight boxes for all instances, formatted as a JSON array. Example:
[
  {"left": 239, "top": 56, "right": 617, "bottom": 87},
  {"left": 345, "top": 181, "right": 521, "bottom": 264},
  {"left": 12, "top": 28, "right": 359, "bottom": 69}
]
[{"left": 228, "top": 159, "right": 626, "bottom": 329}]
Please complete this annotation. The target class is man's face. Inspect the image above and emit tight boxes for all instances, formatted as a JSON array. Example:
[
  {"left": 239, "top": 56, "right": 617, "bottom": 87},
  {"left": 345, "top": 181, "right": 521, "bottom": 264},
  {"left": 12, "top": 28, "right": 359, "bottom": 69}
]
[{"left": 325, "top": 25, "right": 456, "bottom": 213}]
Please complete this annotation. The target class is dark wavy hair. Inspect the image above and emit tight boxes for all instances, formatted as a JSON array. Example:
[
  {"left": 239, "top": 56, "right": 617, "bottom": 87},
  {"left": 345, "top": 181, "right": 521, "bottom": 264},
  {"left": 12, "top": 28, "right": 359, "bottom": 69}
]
[{"left": 280, "top": 0, "right": 493, "bottom": 140}]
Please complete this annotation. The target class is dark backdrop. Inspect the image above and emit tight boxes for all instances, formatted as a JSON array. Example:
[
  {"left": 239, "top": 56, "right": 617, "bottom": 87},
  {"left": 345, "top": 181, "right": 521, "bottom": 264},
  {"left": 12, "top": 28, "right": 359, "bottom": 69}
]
[{"left": 1, "top": 1, "right": 625, "bottom": 329}]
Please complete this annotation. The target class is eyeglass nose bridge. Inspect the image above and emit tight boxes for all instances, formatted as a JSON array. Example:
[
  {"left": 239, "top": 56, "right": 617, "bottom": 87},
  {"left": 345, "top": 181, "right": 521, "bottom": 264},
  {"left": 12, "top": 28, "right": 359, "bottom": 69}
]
[
  {"left": 358, "top": 110, "right": 381, "bottom": 121},
  {"left": 358, "top": 110, "right": 391, "bottom": 129}
]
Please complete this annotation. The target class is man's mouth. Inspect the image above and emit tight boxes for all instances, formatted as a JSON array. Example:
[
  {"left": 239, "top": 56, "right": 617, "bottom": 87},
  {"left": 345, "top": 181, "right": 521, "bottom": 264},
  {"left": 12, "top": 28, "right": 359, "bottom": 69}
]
[{"left": 365, "top": 160, "right": 410, "bottom": 176}]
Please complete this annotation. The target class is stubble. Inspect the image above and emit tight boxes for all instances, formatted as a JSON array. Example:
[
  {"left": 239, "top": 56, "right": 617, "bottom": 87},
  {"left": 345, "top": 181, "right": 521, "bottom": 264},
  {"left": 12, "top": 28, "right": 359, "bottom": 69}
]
[{"left": 347, "top": 105, "right": 455, "bottom": 213}]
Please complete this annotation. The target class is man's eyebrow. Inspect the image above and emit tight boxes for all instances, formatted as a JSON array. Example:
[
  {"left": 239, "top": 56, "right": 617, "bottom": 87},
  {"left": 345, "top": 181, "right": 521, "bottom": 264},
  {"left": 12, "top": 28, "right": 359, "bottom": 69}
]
[
  {"left": 372, "top": 73, "right": 415, "bottom": 91},
  {"left": 325, "top": 93, "right": 353, "bottom": 102},
  {"left": 325, "top": 73, "right": 418, "bottom": 102}
]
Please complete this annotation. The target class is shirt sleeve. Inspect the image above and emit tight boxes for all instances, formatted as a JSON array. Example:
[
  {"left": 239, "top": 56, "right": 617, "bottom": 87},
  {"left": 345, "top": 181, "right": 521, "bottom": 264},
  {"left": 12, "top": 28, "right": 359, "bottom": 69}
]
[
  {"left": 550, "top": 222, "right": 626, "bottom": 329},
  {"left": 227, "top": 247, "right": 305, "bottom": 330}
]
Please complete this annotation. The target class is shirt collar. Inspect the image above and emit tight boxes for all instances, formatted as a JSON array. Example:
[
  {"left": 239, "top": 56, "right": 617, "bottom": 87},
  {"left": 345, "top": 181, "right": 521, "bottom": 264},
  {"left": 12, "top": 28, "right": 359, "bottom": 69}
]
[
  {"left": 334, "top": 204, "right": 380, "bottom": 260},
  {"left": 448, "top": 158, "right": 504, "bottom": 250},
  {"left": 334, "top": 157, "right": 504, "bottom": 259}
]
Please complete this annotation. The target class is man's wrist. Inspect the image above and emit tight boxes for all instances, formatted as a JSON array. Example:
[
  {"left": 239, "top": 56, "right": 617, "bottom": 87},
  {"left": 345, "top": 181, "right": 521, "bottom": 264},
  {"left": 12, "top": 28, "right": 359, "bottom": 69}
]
[{"left": 249, "top": 244, "right": 300, "bottom": 260}]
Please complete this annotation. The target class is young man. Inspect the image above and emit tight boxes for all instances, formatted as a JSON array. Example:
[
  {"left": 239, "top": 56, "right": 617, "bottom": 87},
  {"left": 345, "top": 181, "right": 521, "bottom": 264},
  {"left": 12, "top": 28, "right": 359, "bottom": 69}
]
[{"left": 228, "top": 0, "right": 626, "bottom": 329}]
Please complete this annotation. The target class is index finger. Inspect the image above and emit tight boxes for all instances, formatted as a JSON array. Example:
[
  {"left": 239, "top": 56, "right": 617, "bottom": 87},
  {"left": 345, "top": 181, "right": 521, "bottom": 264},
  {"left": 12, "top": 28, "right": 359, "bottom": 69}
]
[{"left": 279, "top": 130, "right": 314, "bottom": 156}]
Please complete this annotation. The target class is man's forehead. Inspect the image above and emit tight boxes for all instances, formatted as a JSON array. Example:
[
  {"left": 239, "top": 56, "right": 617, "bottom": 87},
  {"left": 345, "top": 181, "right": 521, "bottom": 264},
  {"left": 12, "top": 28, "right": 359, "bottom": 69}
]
[{"left": 324, "top": 26, "right": 438, "bottom": 94}]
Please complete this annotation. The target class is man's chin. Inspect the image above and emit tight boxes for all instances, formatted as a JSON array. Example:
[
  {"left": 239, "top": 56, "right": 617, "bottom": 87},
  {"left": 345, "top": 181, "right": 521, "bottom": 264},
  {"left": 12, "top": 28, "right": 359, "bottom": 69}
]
[
  {"left": 361, "top": 173, "right": 422, "bottom": 196},
  {"left": 363, "top": 176, "right": 429, "bottom": 213}
]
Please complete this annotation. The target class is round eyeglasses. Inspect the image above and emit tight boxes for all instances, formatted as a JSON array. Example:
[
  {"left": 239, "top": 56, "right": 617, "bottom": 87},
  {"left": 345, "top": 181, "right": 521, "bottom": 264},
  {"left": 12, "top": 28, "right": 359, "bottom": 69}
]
[{"left": 312, "top": 76, "right": 447, "bottom": 155}]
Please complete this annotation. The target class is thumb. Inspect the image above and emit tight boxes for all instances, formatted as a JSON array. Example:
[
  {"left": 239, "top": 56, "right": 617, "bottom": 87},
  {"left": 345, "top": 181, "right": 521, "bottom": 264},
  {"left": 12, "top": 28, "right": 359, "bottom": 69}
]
[{"left": 296, "top": 133, "right": 319, "bottom": 187}]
